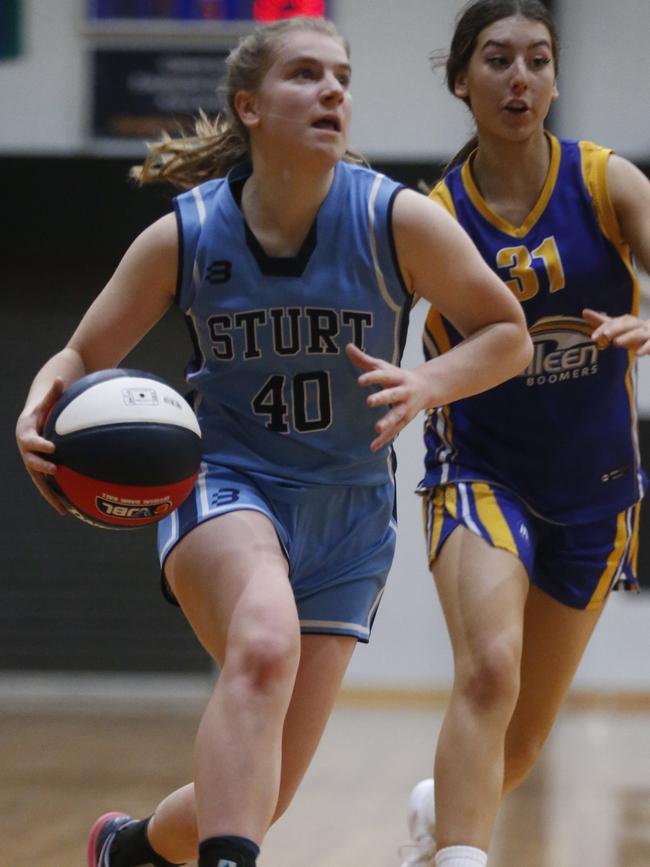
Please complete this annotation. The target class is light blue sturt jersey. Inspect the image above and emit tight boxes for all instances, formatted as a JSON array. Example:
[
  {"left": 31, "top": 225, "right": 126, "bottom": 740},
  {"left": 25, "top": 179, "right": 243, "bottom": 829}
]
[
  {"left": 175, "top": 160, "right": 412, "bottom": 487},
  {"left": 421, "top": 134, "right": 647, "bottom": 523}
]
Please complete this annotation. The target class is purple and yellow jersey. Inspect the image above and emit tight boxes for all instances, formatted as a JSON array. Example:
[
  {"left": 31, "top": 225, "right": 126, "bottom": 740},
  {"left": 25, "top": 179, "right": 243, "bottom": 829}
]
[{"left": 421, "top": 134, "right": 647, "bottom": 523}]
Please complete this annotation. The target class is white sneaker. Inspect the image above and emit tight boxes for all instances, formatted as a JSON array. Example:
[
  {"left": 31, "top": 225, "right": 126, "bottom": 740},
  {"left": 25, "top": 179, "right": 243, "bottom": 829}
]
[{"left": 398, "top": 778, "right": 436, "bottom": 866}]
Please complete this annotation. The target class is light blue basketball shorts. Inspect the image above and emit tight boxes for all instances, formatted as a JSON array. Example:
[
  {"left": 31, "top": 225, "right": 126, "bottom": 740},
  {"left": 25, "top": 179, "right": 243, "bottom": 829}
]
[
  {"left": 158, "top": 462, "right": 397, "bottom": 642},
  {"left": 421, "top": 481, "right": 640, "bottom": 610}
]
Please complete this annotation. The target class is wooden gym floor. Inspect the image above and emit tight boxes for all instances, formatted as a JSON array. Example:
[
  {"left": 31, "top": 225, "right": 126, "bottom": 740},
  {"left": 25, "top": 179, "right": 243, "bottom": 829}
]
[{"left": 1, "top": 683, "right": 649, "bottom": 867}]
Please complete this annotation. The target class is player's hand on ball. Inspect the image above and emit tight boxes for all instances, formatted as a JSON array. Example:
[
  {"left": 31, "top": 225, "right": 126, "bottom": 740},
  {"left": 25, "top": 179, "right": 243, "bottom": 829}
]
[
  {"left": 346, "top": 343, "right": 428, "bottom": 452},
  {"left": 15, "top": 377, "right": 68, "bottom": 515},
  {"left": 583, "top": 308, "right": 650, "bottom": 355}
]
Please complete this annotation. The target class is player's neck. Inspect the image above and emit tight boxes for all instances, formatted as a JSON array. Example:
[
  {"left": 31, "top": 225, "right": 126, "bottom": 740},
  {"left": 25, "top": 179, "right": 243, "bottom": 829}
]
[
  {"left": 470, "top": 131, "right": 551, "bottom": 225},
  {"left": 241, "top": 159, "right": 335, "bottom": 258}
]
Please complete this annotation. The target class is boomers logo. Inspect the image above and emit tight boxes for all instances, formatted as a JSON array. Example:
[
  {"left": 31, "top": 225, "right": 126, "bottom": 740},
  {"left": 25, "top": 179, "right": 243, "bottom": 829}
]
[{"left": 522, "top": 316, "right": 608, "bottom": 387}]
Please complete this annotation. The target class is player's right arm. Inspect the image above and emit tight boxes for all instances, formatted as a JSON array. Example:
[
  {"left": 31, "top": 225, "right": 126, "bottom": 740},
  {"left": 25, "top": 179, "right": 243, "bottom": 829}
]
[
  {"left": 583, "top": 154, "right": 650, "bottom": 355},
  {"left": 348, "top": 189, "right": 532, "bottom": 451},
  {"left": 16, "top": 213, "right": 179, "bottom": 511}
]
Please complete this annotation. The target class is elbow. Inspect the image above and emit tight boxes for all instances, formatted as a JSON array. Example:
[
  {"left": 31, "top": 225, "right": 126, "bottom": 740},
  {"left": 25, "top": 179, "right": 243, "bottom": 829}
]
[
  {"left": 502, "top": 316, "right": 533, "bottom": 377},
  {"left": 517, "top": 330, "right": 534, "bottom": 373},
  {"left": 509, "top": 304, "right": 533, "bottom": 373}
]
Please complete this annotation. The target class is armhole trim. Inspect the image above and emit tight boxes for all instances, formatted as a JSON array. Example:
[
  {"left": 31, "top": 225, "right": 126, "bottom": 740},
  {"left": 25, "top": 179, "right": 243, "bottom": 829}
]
[
  {"left": 579, "top": 140, "right": 624, "bottom": 247},
  {"left": 429, "top": 180, "right": 458, "bottom": 220},
  {"left": 173, "top": 198, "right": 185, "bottom": 307}
]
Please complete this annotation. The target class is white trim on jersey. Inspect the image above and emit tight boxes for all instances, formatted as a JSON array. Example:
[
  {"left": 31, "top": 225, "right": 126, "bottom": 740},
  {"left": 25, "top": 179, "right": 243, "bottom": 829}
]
[
  {"left": 367, "top": 174, "right": 402, "bottom": 365},
  {"left": 159, "top": 508, "right": 179, "bottom": 563},
  {"left": 192, "top": 186, "right": 207, "bottom": 225}
]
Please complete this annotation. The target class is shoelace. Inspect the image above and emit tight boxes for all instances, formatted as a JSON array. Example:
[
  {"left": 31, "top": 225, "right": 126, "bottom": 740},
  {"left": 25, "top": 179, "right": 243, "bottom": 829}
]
[{"left": 398, "top": 834, "right": 436, "bottom": 866}]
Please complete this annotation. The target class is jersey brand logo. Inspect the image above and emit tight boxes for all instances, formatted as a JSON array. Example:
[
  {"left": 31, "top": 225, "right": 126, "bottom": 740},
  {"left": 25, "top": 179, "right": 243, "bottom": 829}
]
[{"left": 206, "top": 260, "right": 233, "bottom": 284}]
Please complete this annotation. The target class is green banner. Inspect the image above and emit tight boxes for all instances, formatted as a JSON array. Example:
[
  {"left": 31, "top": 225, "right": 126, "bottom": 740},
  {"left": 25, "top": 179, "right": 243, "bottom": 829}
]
[{"left": 0, "top": 0, "right": 21, "bottom": 60}]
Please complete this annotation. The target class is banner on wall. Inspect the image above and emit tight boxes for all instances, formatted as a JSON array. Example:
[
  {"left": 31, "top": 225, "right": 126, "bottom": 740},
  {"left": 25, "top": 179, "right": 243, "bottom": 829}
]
[
  {"left": 0, "top": 0, "right": 21, "bottom": 59},
  {"left": 92, "top": 47, "right": 228, "bottom": 139},
  {"left": 87, "top": 1, "right": 328, "bottom": 20}
]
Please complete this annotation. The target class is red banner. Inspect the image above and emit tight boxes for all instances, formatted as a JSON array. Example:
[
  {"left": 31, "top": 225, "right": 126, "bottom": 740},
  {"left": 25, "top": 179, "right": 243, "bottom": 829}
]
[{"left": 253, "top": 0, "right": 327, "bottom": 21}]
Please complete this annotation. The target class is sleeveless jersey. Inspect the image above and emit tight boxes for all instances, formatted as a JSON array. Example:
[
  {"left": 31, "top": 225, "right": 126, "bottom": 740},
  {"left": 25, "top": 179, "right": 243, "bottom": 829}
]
[
  {"left": 175, "top": 160, "right": 412, "bottom": 487},
  {"left": 421, "top": 134, "right": 647, "bottom": 523}
]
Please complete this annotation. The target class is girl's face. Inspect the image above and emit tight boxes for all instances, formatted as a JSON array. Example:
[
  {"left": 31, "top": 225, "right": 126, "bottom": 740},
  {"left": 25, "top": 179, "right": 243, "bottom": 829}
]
[
  {"left": 454, "top": 15, "right": 558, "bottom": 143},
  {"left": 237, "top": 30, "right": 352, "bottom": 168}
]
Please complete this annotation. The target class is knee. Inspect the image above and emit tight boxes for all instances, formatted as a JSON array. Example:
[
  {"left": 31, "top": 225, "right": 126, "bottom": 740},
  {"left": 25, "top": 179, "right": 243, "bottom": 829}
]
[
  {"left": 456, "top": 638, "right": 521, "bottom": 715},
  {"left": 228, "top": 625, "right": 301, "bottom": 696}
]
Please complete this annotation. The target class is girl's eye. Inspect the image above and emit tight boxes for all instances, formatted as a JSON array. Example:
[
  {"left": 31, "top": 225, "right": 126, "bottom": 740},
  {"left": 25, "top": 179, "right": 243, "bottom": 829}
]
[
  {"left": 531, "top": 56, "right": 552, "bottom": 68},
  {"left": 295, "top": 67, "right": 315, "bottom": 80},
  {"left": 487, "top": 56, "right": 508, "bottom": 68},
  {"left": 337, "top": 73, "right": 350, "bottom": 87}
]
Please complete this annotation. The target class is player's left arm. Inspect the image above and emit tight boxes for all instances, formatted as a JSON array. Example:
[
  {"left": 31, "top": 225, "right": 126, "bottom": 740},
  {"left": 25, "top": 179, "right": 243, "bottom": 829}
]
[{"left": 583, "top": 154, "right": 650, "bottom": 356}]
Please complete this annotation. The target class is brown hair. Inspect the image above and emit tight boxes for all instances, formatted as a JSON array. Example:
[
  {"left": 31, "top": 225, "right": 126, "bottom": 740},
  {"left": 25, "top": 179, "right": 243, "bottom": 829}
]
[
  {"left": 132, "top": 16, "right": 363, "bottom": 190},
  {"left": 436, "top": 0, "right": 559, "bottom": 174}
]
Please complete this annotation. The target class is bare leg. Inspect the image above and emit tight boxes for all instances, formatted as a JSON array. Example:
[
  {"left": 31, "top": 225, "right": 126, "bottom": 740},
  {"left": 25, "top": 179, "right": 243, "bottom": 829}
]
[
  {"left": 432, "top": 526, "right": 528, "bottom": 851},
  {"left": 147, "top": 631, "right": 356, "bottom": 862},
  {"left": 164, "top": 511, "right": 300, "bottom": 846},
  {"left": 503, "top": 584, "right": 604, "bottom": 793}
]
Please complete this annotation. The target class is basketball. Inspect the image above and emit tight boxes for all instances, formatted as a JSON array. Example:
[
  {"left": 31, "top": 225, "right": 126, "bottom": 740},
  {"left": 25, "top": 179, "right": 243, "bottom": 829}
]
[{"left": 43, "top": 369, "right": 202, "bottom": 529}]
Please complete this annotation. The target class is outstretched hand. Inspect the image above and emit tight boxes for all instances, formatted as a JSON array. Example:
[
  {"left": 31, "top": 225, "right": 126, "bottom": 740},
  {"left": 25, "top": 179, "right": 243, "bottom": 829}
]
[
  {"left": 583, "top": 308, "right": 650, "bottom": 356},
  {"left": 346, "top": 343, "right": 430, "bottom": 452},
  {"left": 15, "top": 377, "right": 68, "bottom": 515}
]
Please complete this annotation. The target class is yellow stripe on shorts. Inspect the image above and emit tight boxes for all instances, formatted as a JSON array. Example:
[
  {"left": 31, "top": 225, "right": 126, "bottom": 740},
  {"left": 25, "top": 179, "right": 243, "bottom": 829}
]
[
  {"left": 588, "top": 508, "right": 631, "bottom": 610},
  {"left": 423, "top": 487, "right": 445, "bottom": 565},
  {"left": 444, "top": 484, "right": 458, "bottom": 519},
  {"left": 471, "top": 482, "right": 519, "bottom": 557}
]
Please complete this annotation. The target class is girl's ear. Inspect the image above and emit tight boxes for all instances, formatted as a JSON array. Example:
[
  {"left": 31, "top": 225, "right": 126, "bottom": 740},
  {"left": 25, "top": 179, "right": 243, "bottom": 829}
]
[
  {"left": 454, "top": 72, "right": 469, "bottom": 100},
  {"left": 234, "top": 90, "right": 260, "bottom": 130}
]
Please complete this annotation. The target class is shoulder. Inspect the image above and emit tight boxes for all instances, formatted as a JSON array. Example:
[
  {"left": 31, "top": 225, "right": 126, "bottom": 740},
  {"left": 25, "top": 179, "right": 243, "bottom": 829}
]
[
  {"left": 337, "top": 160, "right": 402, "bottom": 194},
  {"left": 428, "top": 175, "right": 458, "bottom": 218},
  {"left": 176, "top": 176, "right": 226, "bottom": 202},
  {"left": 390, "top": 187, "right": 481, "bottom": 293},
  {"left": 393, "top": 187, "right": 459, "bottom": 235}
]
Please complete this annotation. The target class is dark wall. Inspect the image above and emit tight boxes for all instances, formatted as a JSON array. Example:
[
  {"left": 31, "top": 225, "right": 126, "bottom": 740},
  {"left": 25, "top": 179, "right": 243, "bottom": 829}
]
[
  {"left": 3, "top": 155, "right": 649, "bottom": 673},
  {"left": 4, "top": 157, "right": 206, "bottom": 673}
]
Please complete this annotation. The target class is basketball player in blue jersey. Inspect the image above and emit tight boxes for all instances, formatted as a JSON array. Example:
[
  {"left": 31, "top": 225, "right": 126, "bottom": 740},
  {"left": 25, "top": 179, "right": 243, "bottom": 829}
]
[
  {"left": 15, "top": 16, "right": 531, "bottom": 867},
  {"left": 399, "top": 3, "right": 650, "bottom": 867}
]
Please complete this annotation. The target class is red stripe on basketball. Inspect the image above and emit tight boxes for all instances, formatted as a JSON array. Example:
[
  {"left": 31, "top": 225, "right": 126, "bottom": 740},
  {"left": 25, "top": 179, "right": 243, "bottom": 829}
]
[{"left": 55, "top": 466, "right": 198, "bottom": 528}]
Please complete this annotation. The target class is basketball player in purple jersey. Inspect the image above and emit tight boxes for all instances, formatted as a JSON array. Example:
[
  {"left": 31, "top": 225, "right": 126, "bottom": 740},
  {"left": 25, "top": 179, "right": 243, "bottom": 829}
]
[{"left": 399, "top": 3, "right": 650, "bottom": 867}]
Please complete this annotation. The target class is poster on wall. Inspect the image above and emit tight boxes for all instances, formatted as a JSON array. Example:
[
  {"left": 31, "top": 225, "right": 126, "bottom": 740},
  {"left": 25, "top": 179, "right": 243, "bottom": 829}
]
[
  {"left": 87, "top": 1, "right": 329, "bottom": 21},
  {"left": 0, "top": 0, "right": 21, "bottom": 59},
  {"left": 92, "top": 47, "right": 227, "bottom": 140}
]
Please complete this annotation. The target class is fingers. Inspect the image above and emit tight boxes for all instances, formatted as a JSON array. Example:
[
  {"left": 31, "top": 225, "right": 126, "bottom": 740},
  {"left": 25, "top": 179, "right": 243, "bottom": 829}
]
[
  {"left": 582, "top": 308, "right": 611, "bottom": 347},
  {"left": 346, "top": 344, "right": 424, "bottom": 451},
  {"left": 40, "top": 377, "right": 65, "bottom": 423},
  {"left": 345, "top": 342, "right": 387, "bottom": 374},
  {"left": 582, "top": 310, "right": 650, "bottom": 352},
  {"left": 369, "top": 405, "right": 410, "bottom": 452},
  {"left": 594, "top": 316, "right": 650, "bottom": 351},
  {"left": 582, "top": 308, "right": 607, "bottom": 326},
  {"left": 22, "top": 437, "right": 58, "bottom": 474},
  {"left": 615, "top": 329, "right": 650, "bottom": 353},
  {"left": 16, "top": 377, "right": 68, "bottom": 516}
]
